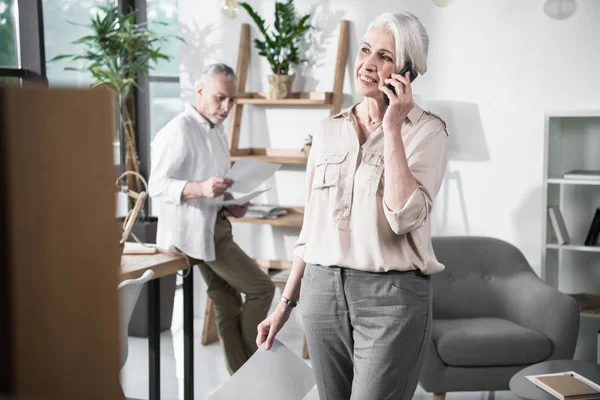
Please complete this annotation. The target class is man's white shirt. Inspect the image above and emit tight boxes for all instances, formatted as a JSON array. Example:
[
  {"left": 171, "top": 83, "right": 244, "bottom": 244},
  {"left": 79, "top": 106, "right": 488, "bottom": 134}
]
[{"left": 149, "top": 104, "right": 231, "bottom": 261}]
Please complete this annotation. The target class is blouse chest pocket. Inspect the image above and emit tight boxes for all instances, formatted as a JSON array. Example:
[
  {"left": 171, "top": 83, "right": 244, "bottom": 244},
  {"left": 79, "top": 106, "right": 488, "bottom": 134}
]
[
  {"left": 312, "top": 152, "right": 348, "bottom": 189},
  {"left": 362, "top": 151, "right": 385, "bottom": 196}
]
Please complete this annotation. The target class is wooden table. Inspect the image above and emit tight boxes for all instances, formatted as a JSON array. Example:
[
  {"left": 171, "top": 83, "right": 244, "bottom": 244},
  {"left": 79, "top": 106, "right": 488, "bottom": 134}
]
[{"left": 120, "top": 253, "right": 194, "bottom": 400}]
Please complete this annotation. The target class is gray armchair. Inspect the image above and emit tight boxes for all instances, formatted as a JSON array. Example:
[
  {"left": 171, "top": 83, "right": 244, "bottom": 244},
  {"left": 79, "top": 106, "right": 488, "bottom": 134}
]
[{"left": 419, "top": 236, "right": 580, "bottom": 400}]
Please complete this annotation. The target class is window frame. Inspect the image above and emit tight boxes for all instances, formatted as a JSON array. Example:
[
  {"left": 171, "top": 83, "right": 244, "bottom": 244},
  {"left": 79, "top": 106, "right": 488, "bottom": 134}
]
[
  {"left": 139, "top": 0, "right": 181, "bottom": 215},
  {"left": 0, "top": 0, "right": 47, "bottom": 85}
]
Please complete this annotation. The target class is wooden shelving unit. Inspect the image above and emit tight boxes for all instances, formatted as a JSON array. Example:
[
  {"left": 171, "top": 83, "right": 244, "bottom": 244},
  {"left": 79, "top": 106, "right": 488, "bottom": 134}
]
[
  {"left": 203, "top": 21, "right": 350, "bottom": 357},
  {"left": 230, "top": 148, "right": 307, "bottom": 164},
  {"left": 237, "top": 91, "right": 332, "bottom": 105},
  {"left": 227, "top": 21, "right": 349, "bottom": 165},
  {"left": 256, "top": 259, "right": 293, "bottom": 270}
]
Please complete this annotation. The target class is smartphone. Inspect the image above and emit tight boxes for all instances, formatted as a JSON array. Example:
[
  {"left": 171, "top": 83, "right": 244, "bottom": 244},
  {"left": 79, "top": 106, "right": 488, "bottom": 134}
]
[{"left": 383, "top": 63, "right": 418, "bottom": 105}]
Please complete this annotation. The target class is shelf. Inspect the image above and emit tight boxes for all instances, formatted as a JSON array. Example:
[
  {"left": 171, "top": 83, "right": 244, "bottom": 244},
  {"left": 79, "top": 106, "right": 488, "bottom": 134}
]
[
  {"left": 228, "top": 206, "right": 304, "bottom": 227},
  {"left": 237, "top": 92, "right": 332, "bottom": 105},
  {"left": 546, "top": 110, "right": 600, "bottom": 118},
  {"left": 255, "top": 259, "right": 293, "bottom": 270},
  {"left": 581, "top": 311, "right": 600, "bottom": 319},
  {"left": 268, "top": 268, "right": 291, "bottom": 289},
  {"left": 256, "top": 260, "right": 293, "bottom": 288},
  {"left": 545, "top": 243, "right": 600, "bottom": 252},
  {"left": 230, "top": 148, "right": 308, "bottom": 165},
  {"left": 547, "top": 178, "right": 600, "bottom": 186}
]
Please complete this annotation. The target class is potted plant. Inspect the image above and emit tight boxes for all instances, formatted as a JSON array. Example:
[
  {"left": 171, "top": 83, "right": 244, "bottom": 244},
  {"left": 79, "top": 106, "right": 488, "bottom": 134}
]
[
  {"left": 301, "top": 134, "right": 312, "bottom": 158},
  {"left": 52, "top": 5, "right": 177, "bottom": 222},
  {"left": 239, "top": 0, "right": 311, "bottom": 99},
  {"left": 51, "top": 6, "right": 181, "bottom": 337}
]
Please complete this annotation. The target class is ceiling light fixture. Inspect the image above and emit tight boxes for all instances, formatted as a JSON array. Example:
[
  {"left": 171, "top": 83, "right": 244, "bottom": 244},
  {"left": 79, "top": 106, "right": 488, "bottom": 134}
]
[
  {"left": 432, "top": 0, "right": 453, "bottom": 7},
  {"left": 221, "top": 0, "right": 241, "bottom": 19},
  {"left": 544, "top": 0, "right": 577, "bottom": 20}
]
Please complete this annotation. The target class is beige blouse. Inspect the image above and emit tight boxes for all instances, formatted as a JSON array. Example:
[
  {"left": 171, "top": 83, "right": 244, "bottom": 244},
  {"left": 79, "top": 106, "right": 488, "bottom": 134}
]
[{"left": 294, "top": 103, "right": 449, "bottom": 274}]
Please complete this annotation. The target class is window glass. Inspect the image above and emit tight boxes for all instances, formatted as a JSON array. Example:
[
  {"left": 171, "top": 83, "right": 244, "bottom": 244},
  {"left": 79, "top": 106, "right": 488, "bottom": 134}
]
[
  {"left": 150, "top": 81, "right": 182, "bottom": 142},
  {"left": 43, "top": 0, "right": 117, "bottom": 85},
  {"left": 0, "top": 0, "right": 17, "bottom": 67},
  {"left": 146, "top": 0, "right": 179, "bottom": 77}
]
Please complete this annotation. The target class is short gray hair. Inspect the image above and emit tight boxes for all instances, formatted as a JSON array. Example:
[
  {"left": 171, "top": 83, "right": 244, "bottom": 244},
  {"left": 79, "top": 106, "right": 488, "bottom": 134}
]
[
  {"left": 195, "top": 63, "right": 237, "bottom": 90},
  {"left": 366, "top": 12, "right": 429, "bottom": 75}
]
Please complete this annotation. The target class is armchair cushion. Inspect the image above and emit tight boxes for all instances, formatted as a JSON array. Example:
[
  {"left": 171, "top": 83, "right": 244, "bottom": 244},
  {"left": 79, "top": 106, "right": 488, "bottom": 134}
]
[{"left": 433, "top": 318, "right": 552, "bottom": 367}]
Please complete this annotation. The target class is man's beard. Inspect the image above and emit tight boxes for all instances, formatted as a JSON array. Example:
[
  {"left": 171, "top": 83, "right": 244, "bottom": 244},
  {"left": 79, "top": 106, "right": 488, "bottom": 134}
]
[{"left": 211, "top": 112, "right": 227, "bottom": 124}]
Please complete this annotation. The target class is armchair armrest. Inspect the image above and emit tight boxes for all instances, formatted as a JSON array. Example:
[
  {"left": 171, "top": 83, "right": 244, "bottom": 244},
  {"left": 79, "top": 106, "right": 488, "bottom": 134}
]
[{"left": 500, "top": 272, "right": 580, "bottom": 359}]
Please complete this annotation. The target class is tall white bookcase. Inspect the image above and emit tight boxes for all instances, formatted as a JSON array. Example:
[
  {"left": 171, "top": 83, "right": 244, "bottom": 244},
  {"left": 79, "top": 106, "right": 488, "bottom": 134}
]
[{"left": 542, "top": 110, "right": 600, "bottom": 361}]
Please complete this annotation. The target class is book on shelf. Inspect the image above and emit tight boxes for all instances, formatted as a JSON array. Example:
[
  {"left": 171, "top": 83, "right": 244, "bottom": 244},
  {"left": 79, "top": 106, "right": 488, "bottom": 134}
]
[
  {"left": 563, "top": 170, "right": 600, "bottom": 181},
  {"left": 569, "top": 293, "right": 600, "bottom": 314},
  {"left": 584, "top": 208, "right": 600, "bottom": 246},
  {"left": 244, "top": 204, "right": 288, "bottom": 219},
  {"left": 528, "top": 371, "right": 600, "bottom": 399},
  {"left": 549, "top": 206, "right": 570, "bottom": 245}
]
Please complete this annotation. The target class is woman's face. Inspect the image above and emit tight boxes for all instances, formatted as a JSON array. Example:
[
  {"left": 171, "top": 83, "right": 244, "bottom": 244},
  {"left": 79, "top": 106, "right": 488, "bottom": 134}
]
[{"left": 353, "top": 26, "right": 397, "bottom": 100}]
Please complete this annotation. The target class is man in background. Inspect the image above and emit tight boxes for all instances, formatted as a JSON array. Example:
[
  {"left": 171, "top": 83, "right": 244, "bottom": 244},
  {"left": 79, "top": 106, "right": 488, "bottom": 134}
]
[{"left": 149, "top": 63, "right": 275, "bottom": 374}]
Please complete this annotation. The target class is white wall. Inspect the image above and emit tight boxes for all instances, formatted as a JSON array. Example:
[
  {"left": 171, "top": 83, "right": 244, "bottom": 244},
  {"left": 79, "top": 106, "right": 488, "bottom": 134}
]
[{"left": 178, "top": 0, "right": 600, "bottom": 275}]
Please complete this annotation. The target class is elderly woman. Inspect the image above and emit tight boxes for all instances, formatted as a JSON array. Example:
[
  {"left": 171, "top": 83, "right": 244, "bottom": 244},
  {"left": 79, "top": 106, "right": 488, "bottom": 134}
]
[{"left": 256, "top": 11, "right": 448, "bottom": 399}]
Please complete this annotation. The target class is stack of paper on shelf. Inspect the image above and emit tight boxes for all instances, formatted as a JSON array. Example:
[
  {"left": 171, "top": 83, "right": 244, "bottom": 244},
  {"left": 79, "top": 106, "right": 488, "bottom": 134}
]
[{"left": 245, "top": 204, "right": 288, "bottom": 219}]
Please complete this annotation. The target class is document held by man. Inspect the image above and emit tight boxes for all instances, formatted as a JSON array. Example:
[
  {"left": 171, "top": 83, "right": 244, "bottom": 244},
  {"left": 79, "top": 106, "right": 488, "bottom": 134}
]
[
  {"left": 209, "top": 339, "right": 315, "bottom": 400},
  {"left": 227, "top": 157, "right": 282, "bottom": 194},
  {"left": 221, "top": 188, "right": 270, "bottom": 206}
]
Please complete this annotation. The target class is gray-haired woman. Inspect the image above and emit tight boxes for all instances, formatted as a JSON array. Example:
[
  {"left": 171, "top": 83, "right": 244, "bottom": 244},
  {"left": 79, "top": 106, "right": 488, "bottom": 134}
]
[{"left": 256, "top": 12, "right": 448, "bottom": 399}]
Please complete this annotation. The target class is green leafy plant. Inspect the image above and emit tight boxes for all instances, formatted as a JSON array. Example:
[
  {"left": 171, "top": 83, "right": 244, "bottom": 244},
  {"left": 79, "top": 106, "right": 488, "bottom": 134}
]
[
  {"left": 303, "top": 134, "right": 312, "bottom": 146},
  {"left": 51, "top": 5, "right": 181, "bottom": 215},
  {"left": 301, "top": 133, "right": 312, "bottom": 157},
  {"left": 239, "top": 0, "right": 311, "bottom": 75}
]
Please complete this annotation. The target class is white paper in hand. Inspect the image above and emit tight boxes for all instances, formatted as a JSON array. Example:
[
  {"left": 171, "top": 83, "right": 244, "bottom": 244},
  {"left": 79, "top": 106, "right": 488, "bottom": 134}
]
[
  {"left": 227, "top": 158, "right": 281, "bottom": 193},
  {"left": 209, "top": 340, "right": 315, "bottom": 400},
  {"left": 221, "top": 188, "right": 270, "bottom": 206}
]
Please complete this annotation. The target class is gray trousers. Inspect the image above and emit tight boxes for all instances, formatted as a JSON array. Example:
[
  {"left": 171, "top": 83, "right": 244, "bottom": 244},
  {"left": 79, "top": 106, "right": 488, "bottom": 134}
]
[{"left": 300, "top": 263, "right": 432, "bottom": 400}]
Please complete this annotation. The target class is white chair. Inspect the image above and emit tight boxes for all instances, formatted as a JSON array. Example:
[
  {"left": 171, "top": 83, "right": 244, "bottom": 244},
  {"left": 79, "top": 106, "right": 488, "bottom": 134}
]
[{"left": 118, "top": 269, "right": 155, "bottom": 369}]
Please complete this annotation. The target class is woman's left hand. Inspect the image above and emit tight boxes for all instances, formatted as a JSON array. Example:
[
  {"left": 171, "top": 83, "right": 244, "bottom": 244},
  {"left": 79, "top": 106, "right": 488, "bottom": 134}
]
[{"left": 380, "top": 71, "right": 415, "bottom": 132}]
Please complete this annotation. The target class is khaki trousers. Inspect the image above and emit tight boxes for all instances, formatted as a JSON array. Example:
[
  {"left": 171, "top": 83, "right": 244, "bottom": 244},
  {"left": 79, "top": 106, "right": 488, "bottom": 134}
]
[{"left": 190, "top": 214, "right": 275, "bottom": 374}]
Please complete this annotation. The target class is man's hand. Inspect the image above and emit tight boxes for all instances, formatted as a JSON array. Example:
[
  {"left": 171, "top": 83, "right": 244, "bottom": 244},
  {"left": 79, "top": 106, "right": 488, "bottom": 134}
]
[
  {"left": 200, "top": 177, "right": 233, "bottom": 198},
  {"left": 225, "top": 203, "right": 248, "bottom": 218},
  {"left": 222, "top": 193, "right": 248, "bottom": 218},
  {"left": 182, "top": 177, "right": 233, "bottom": 200}
]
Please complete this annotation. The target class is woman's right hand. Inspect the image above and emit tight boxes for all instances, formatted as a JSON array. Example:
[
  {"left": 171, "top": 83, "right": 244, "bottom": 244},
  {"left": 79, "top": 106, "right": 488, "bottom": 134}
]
[{"left": 256, "top": 302, "right": 294, "bottom": 350}]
